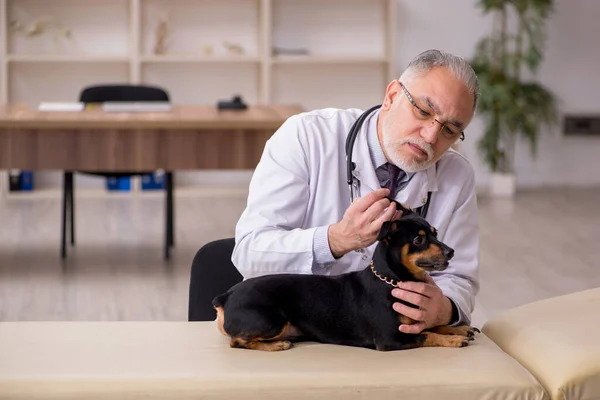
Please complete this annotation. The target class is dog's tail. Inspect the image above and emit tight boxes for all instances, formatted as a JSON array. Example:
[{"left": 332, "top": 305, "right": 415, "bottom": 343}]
[
  {"left": 212, "top": 292, "right": 232, "bottom": 338},
  {"left": 212, "top": 291, "right": 231, "bottom": 309}
]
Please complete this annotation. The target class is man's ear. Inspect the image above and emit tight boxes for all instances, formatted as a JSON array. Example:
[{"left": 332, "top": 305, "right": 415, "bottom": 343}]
[
  {"left": 377, "top": 220, "right": 400, "bottom": 242},
  {"left": 382, "top": 80, "right": 402, "bottom": 111}
]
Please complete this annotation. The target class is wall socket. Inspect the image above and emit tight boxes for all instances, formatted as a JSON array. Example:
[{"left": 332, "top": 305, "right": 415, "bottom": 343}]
[{"left": 564, "top": 115, "right": 600, "bottom": 137}]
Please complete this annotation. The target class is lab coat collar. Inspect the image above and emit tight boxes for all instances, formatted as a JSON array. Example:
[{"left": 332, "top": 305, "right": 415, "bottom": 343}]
[
  {"left": 397, "top": 160, "right": 438, "bottom": 210},
  {"left": 350, "top": 110, "right": 439, "bottom": 210}
]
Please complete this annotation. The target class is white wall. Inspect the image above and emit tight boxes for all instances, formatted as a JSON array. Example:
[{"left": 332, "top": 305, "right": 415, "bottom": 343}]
[
  {"left": 394, "top": 0, "right": 600, "bottom": 190},
  {"left": 393, "top": 0, "right": 490, "bottom": 190},
  {"left": 513, "top": 0, "right": 600, "bottom": 188}
]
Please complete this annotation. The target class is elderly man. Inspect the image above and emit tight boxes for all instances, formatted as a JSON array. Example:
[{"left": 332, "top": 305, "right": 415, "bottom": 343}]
[{"left": 190, "top": 49, "right": 480, "bottom": 334}]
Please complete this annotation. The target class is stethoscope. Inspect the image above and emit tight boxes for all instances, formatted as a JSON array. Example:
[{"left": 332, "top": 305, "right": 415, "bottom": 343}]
[{"left": 344, "top": 104, "right": 432, "bottom": 219}]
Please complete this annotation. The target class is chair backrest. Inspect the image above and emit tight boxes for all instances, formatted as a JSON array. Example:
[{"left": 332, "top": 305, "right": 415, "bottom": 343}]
[
  {"left": 79, "top": 85, "right": 170, "bottom": 103},
  {"left": 188, "top": 238, "right": 242, "bottom": 321}
]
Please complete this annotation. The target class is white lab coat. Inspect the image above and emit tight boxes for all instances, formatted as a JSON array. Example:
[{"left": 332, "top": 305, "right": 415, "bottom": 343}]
[{"left": 232, "top": 108, "right": 480, "bottom": 324}]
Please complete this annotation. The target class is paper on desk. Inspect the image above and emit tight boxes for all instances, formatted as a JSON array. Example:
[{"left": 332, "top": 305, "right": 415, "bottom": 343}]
[
  {"left": 38, "top": 102, "right": 85, "bottom": 112},
  {"left": 101, "top": 102, "right": 172, "bottom": 112}
]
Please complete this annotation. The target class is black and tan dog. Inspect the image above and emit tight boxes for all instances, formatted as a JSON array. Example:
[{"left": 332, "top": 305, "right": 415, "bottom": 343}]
[{"left": 213, "top": 204, "right": 478, "bottom": 351}]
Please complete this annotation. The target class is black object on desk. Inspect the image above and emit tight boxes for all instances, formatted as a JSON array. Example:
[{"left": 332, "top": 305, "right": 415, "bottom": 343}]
[{"left": 217, "top": 95, "right": 248, "bottom": 111}]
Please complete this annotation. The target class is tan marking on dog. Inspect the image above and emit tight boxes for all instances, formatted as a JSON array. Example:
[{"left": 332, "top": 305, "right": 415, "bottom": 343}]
[
  {"left": 421, "top": 331, "right": 470, "bottom": 348},
  {"left": 429, "top": 325, "right": 478, "bottom": 338},
  {"left": 381, "top": 221, "right": 400, "bottom": 244},
  {"left": 420, "top": 243, "right": 443, "bottom": 260},
  {"left": 418, "top": 230, "right": 425, "bottom": 236},
  {"left": 277, "top": 323, "right": 302, "bottom": 340},
  {"left": 401, "top": 244, "right": 426, "bottom": 281},
  {"left": 230, "top": 337, "right": 293, "bottom": 351},
  {"left": 215, "top": 306, "right": 228, "bottom": 338},
  {"left": 408, "top": 243, "right": 448, "bottom": 276},
  {"left": 399, "top": 315, "right": 417, "bottom": 325},
  {"left": 229, "top": 322, "right": 295, "bottom": 352},
  {"left": 430, "top": 227, "right": 436, "bottom": 234}
]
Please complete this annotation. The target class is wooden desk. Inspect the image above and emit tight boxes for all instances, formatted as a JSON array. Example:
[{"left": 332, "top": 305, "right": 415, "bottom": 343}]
[{"left": 0, "top": 104, "right": 304, "bottom": 171}]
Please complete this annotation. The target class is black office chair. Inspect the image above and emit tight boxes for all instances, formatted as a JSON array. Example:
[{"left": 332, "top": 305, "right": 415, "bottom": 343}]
[
  {"left": 188, "top": 238, "right": 243, "bottom": 321},
  {"left": 61, "top": 84, "right": 175, "bottom": 260}
]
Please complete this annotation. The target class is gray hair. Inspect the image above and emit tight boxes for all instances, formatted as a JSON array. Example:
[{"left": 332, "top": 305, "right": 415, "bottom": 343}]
[{"left": 399, "top": 49, "right": 479, "bottom": 112}]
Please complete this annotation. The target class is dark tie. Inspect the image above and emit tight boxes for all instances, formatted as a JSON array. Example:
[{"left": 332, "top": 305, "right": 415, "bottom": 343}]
[{"left": 376, "top": 163, "right": 406, "bottom": 197}]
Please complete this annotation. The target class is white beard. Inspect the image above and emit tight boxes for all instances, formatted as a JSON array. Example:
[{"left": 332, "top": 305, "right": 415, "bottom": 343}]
[{"left": 383, "top": 133, "right": 435, "bottom": 173}]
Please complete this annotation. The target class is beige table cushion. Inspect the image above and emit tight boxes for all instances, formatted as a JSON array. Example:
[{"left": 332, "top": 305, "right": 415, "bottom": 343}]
[
  {"left": 0, "top": 321, "right": 546, "bottom": 400},
  {"left": 483, "top": 287, "right": 600, "bottom": 400}
]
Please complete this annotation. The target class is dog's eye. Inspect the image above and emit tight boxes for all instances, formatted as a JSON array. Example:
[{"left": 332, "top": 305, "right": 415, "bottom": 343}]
[{"left": 413, "top": 236, "right": 425, "bottom": 246}]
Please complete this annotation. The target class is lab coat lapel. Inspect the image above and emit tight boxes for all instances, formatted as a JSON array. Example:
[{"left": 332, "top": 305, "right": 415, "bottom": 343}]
[{"left": 393, "top": 165, "right": 437, "bottom": 210}]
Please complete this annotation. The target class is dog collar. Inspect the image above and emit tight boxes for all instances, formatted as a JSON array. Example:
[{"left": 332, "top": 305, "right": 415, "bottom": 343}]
[{"left": 369, "top": 261, "right": 400, "bottom": 288}]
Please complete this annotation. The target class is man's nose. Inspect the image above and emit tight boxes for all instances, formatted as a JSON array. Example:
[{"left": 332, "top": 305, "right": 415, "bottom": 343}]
[{"left": 420, "top": 121, "right": 440, "bottom": 144}]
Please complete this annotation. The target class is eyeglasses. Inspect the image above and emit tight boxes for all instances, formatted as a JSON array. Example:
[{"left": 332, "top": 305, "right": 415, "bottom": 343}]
[{"left": 399, "top": 81, "right": 465, "bottom": 142}]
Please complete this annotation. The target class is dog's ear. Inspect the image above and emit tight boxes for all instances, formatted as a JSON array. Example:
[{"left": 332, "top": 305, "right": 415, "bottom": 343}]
[
  {"left": 377, "top": 220, "right": 401, "bottom": 241},
  {"left": 388, "top": 198, "right": 415, "bottom": 216}
]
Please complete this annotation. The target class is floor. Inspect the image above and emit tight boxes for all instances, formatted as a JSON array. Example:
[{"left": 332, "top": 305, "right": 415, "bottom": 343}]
[{"left": 0, "top": 186, "right": 598, "bottom": 328}]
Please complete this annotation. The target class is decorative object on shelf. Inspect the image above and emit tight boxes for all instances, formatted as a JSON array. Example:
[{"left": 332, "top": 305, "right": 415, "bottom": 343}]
[
  {"left": 10, "top": 18, "right": 71, "bottom": 38},
  {"left": 203, "top": 44, "right": 214, "bottom": 56},
  {"left": 9, "top": 16, "right": 73, "bottom": 52},
  {"left": 272, "top": 46, "right": 310, "bottom": 57},
  {"left": 223, "top": 41, "right": 244, "bottom": 56},
  {"left": 471, "top": 0, "right": 558, "bottom": 197},
  {"left": 153, "top": 13, "right": 171, "bottom": 55}
]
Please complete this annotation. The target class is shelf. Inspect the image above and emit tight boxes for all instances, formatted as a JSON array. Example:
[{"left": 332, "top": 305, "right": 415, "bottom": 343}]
[
  {"left": 140, "top": 55, "right": 260, "bottom": 64},
  {"left": 7, "top": 0, "right": 131, "bottom": 56},
  {"left": 271, "top": 55, "right": 389, "bottom": 65},
  {"left": 8, "top": 55, "right": 261, "bottom": 64},
  {"left": 271, "top": 0, "right": 387, "bottom": 63},
  {"left": 7, "top": 54, "right": 130, "bottom": 63},
  {"left": 1, "top": 0, "right": 395, "bottom": 106},
  {"left": 141, "top": 0, "right": 259, "bottom": 59}
]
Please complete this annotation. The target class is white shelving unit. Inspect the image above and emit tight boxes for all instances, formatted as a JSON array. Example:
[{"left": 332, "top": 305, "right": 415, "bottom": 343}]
[
  {"left": 0, "top": 0, "right": 397, "bottom": 192},
  {"left": 0, "top": 0, "right": 8, "bottom": 104},
  {"left": 7, "top": 54, "right": 131, "bottom": 62}
]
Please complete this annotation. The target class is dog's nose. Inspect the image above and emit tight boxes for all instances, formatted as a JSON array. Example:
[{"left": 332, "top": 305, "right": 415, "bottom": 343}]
[{"left": 443, "top": 247, "right": 454, "bottom": 260}]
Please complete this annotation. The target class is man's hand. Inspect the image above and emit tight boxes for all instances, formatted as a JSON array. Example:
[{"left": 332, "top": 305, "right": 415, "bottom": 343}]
[
  {"left": 391, "top": 274, "right": 453, "bottom": 334},
  {"left": 328, "top": 189, "right": 402, "bottom": 258}
]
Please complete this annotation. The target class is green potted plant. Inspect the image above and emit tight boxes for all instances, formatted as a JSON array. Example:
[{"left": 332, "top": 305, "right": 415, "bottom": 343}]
[{"left": 471, "top": 0, "right": 559, "bottom": 196}]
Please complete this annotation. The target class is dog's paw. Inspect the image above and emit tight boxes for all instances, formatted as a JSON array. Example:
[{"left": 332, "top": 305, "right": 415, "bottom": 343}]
[
  {"left": 277, "top": 340, "right": 293, "bottom": 351},
  {"left": 467, "top": 326, "right": 481, "bottom": 337},
  {"left": 429, "top": 324, "right": 480, "bottom": 338},
  {"left": 456, "top": 325, "right": 480, "bottom": 338},
  {"left": 444, "top": 335, "right": 471, "bottom": 348}
]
